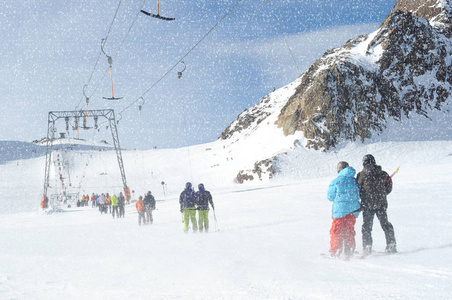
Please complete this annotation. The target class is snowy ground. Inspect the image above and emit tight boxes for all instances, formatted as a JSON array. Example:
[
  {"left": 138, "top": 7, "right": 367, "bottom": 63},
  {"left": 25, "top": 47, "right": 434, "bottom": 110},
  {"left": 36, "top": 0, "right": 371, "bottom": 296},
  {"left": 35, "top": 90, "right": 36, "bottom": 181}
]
[{"left": 1, "top": 140, "right": 452, "bottom": 299}]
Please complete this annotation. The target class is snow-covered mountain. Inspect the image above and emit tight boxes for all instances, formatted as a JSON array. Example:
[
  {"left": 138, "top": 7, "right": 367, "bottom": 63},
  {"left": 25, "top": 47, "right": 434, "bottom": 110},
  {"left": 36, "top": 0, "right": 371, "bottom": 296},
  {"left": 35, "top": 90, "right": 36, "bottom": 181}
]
[
  {"left": 1, "top": 131, "right": 452, "bottom": 299},
  {"left": 220, "top": 0, "right": 452, "bottom": 182}
]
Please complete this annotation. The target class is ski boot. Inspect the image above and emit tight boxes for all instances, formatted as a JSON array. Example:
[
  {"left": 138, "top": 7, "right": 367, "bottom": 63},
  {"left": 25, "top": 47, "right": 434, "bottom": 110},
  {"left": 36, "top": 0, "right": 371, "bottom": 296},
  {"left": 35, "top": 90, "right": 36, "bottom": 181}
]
[
  {"left": 385, "top": 243, "right": 397, "bottom": 254},
  {"left": 363, "top": 245, "right": 372, "bottom": 256}
]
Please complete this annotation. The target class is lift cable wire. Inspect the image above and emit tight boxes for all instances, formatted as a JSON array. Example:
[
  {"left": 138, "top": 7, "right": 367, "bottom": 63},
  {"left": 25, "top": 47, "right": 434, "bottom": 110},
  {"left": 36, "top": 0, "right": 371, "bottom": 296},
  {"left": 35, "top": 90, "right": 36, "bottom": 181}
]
[
  {"left": 114, "top": 0, "right": 147, "bottom": 59},
  {"left": 270, "top": 6, "right": 301, "bottom": 75},
  {"left": 118, "top": 0, "right": 246, "bottom": 115}
]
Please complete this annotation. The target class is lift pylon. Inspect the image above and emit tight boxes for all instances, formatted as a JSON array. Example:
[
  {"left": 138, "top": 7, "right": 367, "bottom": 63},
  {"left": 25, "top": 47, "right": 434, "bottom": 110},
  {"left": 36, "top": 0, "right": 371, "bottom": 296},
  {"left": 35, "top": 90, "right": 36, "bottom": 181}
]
[{"left": 42, "top": 109, "right": 131, "bottom": 208}]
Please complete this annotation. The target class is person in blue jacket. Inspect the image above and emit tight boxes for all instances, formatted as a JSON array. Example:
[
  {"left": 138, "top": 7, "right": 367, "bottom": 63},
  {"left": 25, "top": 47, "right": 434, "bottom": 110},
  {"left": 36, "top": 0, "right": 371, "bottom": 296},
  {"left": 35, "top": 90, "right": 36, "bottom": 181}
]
[
  {"left": 179, "top": 182, "right": 198, "bottom": 233},
  {"left": 327, "top": 161, "right": 360, "bottom": 258}
]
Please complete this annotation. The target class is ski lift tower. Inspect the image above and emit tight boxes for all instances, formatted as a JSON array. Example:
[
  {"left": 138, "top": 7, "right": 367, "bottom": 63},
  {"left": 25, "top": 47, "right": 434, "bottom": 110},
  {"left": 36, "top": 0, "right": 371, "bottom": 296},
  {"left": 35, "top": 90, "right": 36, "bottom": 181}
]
[{"left": 42, "top": 109, "right": 130, "bottom": 207}]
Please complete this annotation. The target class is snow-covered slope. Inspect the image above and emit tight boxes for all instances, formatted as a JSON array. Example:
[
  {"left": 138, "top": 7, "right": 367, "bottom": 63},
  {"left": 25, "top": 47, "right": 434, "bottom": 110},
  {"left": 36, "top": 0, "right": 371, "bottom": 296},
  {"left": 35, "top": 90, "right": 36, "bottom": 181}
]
[{"left": 0, "top": 139, "right": 451, "bottom": 299}]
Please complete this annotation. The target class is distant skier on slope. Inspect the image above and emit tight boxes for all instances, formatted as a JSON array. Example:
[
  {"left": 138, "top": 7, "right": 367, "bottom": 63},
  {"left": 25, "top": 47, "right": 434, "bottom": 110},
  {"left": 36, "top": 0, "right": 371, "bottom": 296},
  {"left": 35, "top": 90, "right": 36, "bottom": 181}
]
[
  {"left": 40, "top": 196, "right": 49, "bottom": 209},
  {"left": 118, "top": 192, "right": 125, "bottom": 218},
  {"left": 99, "top": 193, "right": 107, "bottom": 214},
  {"left": 179, "top": 182, "right": 198, "bottom": 233},
  {"left": 195, "top": 183, "right": 214, "bottom": 233},
  {"left": 106, "top": 193, "right": 111, "bottom": 213},
  {"left": 327, "top": 161, "right": 361, "bottom": 259},
  {"left": 136, "top": 196, "right": 146, "bottom": 226},
  {"left": 111, "top": 194, "right": 119, "bottom": 219},
  {"left": 357, "top": 154, "right": 397, "bottom": 255},
  {"left": 91, "top": 193, "right": 96, "bottom": 208},
  {"left": 143, "top": 191, "right": 156, "bottom": 224}
]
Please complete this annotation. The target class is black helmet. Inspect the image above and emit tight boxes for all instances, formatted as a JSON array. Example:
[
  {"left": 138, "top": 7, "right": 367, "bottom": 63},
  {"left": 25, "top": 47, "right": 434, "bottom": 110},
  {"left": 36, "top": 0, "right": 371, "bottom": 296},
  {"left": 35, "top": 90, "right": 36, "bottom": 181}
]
[
  {"left": 147, "top": 191, "right": 152, "bottom": 195},
  {"left": 198, "top": 183, "right": 205, "bottom": 191},
  {"left": 363, "top": 154, "right": 376, "bottom": 166},
  {"left": 186, "top": 182, "right": 192, "bottom": 189}
]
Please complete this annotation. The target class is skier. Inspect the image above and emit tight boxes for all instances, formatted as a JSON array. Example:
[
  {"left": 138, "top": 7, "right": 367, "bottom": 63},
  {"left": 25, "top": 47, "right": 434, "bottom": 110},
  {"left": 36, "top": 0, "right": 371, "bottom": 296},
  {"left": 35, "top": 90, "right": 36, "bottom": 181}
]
[
  {"left": 110, "top": 194, "right": 119, "bottom": 219},
  {"left": 327, "top": 161, "right": 360, "bottom": 258},
  {"left": 143, "top": 191, "right": 156, "bottom": 225},
  {"left": 179, "top": 182, "right": 198, "bottom": 233},
  {"left": 106, "top": 193, "right": 111, "bottom": 213},
  {"left": 91, "top": 193, "right": 96, "bottom": 208},
  {"left": 195, "top": 183, "right": 214, "bottom": 233},
  {"left": 99, "top": 193, "right": 107, "bottom": 214},
  {"left": 357, "top": 154, "right": 397, "bottom": 255},
  {"left": 40, "top": 196, "right": 49, "bottom": 209},
  {"left": 118, "top": 192, "right": 125, "bottom": 218},
  {"left": 136, "top": 196, "right": 146, "bottom": 226}
]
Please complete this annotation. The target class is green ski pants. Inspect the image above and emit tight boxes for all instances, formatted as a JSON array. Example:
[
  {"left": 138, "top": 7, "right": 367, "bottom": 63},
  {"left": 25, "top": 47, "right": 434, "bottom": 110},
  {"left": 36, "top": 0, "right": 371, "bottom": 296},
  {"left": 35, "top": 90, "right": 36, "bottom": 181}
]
[
  {"left": 198, "top": 210, "right": 209, "bottom": 232},
  {"left": 183, "top": 208, "right": 198, "bottom": 232}
]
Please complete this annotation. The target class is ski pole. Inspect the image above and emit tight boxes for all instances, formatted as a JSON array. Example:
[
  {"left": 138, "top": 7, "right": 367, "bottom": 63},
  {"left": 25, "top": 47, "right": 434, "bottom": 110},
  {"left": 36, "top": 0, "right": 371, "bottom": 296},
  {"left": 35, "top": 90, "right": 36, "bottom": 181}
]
[
  {"left": 386, "top": 167, "right": 400, "bottom": 183},
  {"left": 213, "top": 209, "right": 219, "bottom": 232}
]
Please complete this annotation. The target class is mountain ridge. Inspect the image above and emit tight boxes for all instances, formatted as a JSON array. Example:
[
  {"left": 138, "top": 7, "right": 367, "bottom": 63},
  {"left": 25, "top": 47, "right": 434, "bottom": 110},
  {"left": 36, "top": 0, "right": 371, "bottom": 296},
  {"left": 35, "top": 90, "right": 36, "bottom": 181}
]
[{"left": 219, "top": 0, "right": 452, "bottom": 182}]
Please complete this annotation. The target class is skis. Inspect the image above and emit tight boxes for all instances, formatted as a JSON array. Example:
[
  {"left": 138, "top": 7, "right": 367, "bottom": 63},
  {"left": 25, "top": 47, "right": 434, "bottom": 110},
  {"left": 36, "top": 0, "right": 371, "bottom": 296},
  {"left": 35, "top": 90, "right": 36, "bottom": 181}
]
[
  {"left": 320, "top": 253, "right": 353, "bottom": 261},
  {"left": 321, "top": 251, "right": 398, "bottom": 260},
  {"left": 358, "top": 251, "right": 398, "bottom": 259}
]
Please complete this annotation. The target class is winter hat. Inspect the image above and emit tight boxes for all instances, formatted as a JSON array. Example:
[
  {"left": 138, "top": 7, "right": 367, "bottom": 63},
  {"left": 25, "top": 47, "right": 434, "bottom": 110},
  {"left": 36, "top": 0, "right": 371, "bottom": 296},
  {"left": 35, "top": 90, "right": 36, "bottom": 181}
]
[
  {"left": 337, "top": 161, "right": 349, "bottom": 173},
  {"left": 363, "top": 154, "right": 376, "bottom": 166},
  {"left": 198, "top": 183, "right": 205, "bottom": 191},
  {"left": 139, "top": 196, "right": 143, "bottom": 200}
]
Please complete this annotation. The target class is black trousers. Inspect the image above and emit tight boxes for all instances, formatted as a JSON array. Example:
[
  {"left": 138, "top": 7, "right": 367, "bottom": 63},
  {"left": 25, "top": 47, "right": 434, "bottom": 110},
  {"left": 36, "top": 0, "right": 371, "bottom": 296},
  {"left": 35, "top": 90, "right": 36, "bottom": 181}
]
[
  {"left": 145, "top": 207, "right": 153, "bottom": 223},
  {"left": 362, "top": 208, "right": 396, "bottom": 248},
  {"left": 112, "top": 206, "right": 119, "bottom": 218}
]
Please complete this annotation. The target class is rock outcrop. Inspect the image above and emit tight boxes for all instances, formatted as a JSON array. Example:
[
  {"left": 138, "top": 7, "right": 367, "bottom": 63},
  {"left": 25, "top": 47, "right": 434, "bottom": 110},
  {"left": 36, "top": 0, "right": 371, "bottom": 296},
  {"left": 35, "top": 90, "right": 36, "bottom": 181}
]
[{"left": 275, "top": 0, "right": 452, "bottom": 150}]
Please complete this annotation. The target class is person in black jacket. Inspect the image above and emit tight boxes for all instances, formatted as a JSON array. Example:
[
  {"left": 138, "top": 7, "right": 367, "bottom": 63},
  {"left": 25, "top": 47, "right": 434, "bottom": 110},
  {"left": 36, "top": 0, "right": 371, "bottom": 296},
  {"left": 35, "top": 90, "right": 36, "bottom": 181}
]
[
  {"left": 179, "top": 182, "right": 197, "bottom": 233},
  {"left": 195, "top": 183, "right": 215, "bottom": 233},
  {"left": 143, "top": 191, "right": 156, "bottom": 224},
  {"left": 357, "top": 154, "right": 397, "bottom": 255},
  {"left": 118, "top": 192, "right": 125, "bottom": 218}
]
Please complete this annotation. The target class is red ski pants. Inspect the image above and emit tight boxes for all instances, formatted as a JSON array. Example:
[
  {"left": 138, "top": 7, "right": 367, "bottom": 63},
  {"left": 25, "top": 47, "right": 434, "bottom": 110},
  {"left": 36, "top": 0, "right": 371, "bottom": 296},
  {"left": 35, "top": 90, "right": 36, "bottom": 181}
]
[{"left": 330, "top": 213, "right": 356, "bottom": 254}]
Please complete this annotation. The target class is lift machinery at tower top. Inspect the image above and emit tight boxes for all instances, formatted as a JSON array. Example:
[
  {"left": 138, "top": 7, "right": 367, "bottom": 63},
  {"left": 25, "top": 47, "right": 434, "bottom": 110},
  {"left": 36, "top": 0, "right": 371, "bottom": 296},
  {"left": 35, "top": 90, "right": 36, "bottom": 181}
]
[{"left": 41, "top": 109, "right": 131, "bottom": 207}]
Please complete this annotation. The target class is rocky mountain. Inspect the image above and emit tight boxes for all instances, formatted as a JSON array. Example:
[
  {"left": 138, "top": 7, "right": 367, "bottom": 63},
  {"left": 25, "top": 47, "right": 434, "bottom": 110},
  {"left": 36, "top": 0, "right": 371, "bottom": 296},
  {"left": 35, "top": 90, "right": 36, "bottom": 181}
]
[
  {"left": 220, "top": 0, "right": 452, "bottom": 182},
  {"left": 276, "top": 0, "right": 452, "bottom": 150}
]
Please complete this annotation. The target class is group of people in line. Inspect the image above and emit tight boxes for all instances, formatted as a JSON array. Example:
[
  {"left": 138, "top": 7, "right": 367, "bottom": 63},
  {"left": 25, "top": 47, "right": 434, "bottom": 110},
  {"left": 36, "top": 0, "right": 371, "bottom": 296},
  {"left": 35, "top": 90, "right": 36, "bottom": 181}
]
[
  {"left": 327, "top": 154, "right": 397, "bottom": 259},
  {"left": 179, "top": 182, "right": 215, "bottom": 233},
  {"left": 78, "top": 192, "right": 127, "bottom": 218}
]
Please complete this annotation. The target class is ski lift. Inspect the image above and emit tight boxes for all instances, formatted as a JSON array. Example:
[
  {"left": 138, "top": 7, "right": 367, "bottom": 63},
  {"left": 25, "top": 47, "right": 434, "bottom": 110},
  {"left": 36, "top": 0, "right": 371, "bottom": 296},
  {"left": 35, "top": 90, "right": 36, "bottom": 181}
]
[
  {"left": 65, "top": 117, "right": 70, "bottom": 132},
  {"left": 177, "top": 61, "right": 186, "bottom": 79},
  {"left": 138, "top": 97, "right": 145, "bottom": 111},
  {"left": 82, "top": 123, "right": 92, "bottom": 130},
  {"left": 73, "top": 117, "right": 79, "bottom": 131},
  {"left": 101, "top": 38, "right": 123, "bottom": 101},
  {"left": 141, "top": 0, "right": 175, "bottom": 21},
  {"left": 82, "top": 86, "right": 92, "bottom": 130},
  {"left": 94, "top": 116, "right": 99, "bottom": 130}
]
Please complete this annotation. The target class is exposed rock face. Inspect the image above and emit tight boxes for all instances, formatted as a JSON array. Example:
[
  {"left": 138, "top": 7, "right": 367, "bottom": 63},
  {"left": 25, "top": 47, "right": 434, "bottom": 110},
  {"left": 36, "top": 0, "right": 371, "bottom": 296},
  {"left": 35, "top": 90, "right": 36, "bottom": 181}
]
[
  {"left": 220, "top": 95, "right": 273, "bottom": 141},
  {"left": 235, "top": 158, "right": 276, "bottom": 184},
  {"left": 275, "top": 0, "right": 452, "bottom": 150}
]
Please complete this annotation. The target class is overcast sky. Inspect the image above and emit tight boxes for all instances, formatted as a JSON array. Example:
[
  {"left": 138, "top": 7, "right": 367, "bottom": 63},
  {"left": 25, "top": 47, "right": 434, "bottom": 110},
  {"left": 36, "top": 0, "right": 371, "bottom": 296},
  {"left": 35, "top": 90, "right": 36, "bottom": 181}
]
[{"left": 0, "top": 0, "right": 394, "bottom": 149}]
